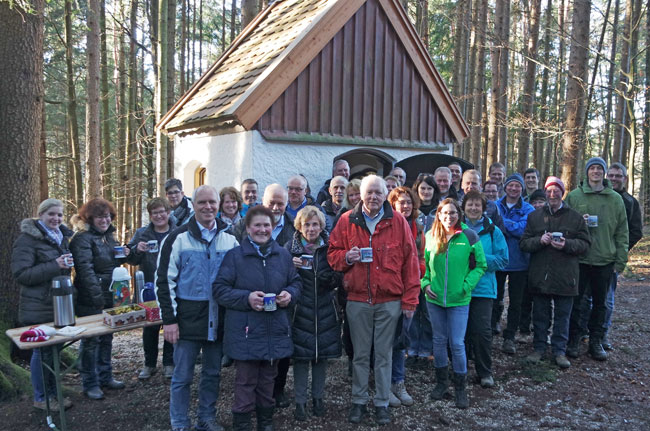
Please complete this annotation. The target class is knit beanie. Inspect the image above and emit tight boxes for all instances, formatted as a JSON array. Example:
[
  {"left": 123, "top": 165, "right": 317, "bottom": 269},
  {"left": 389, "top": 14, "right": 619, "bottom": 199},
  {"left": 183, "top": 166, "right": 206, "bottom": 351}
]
[
  {"left": 585, "top": 157, "right": 607, "bottom": 176},
  {"left": 504, "top": 173, "right": 524, "bottom": 189},
  {"left": 528, "top": 189, "right": 547, "bottom": 203},
  {"left": 544, "top": 176, "right": 565, "bottom": 195}
]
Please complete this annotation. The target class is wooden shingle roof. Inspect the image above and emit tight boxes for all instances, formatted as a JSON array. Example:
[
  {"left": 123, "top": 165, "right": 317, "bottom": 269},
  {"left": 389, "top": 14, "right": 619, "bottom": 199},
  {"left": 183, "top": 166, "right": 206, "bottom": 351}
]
[{"left": 158, "top": 0, "right": 469, "bottom": 143}]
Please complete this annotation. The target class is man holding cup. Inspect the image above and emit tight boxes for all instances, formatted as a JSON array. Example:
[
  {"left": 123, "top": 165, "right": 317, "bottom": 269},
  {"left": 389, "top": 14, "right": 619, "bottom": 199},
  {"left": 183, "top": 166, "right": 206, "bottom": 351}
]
[
  {"left": 565, "top": 157, "right": 629, "bottom": 361},
  {"left": 328, "top": 175, "right": 420, "bottom": 426},
  {"left": 520, "top": 177, "right": 591, "bottom": 368}
]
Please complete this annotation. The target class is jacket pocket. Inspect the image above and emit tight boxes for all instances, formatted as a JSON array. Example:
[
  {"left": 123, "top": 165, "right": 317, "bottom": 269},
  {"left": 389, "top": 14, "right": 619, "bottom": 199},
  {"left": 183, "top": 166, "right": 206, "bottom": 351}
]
[{"left": 381, "top": 242, "right": 403, "bottom": 274}]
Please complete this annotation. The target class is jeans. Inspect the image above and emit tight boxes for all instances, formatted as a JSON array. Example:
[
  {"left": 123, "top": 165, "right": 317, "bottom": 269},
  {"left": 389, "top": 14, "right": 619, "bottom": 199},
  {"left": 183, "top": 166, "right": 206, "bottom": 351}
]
[
  {"left": 605, "top": 272, "right": 618, "bottom": 332},
  {"left": 346, "top": 300, "right": 401, "bottom": 407},
  {"left": 466, "top": 297, "right": 493, "bottom": 378},
  {"left": 170, "top": 339, "right": 223, "bottom": 429},
  {"left": 143, "top": 325, "right": 174, "bottom": 367},
  {"left": 502, "top": 271, "right": 529, "bottom": 341},
  {"left": 427, "top": 302, "right": 469, "bottom": 374},
  {"left": 392, "top": 316, "right": 412, "bottom": 384},
  {"left": 532, "top": 294, "right": 573, "bottom": 355},
  {"left": 293, "top": 359, "right": 328, "bottom": 404},
  {"left": 407, "top": 290, "right": 433, "bottom": 357},
  {"left": 31, "top": 347, "right": 57, "bottom": 401},
  {"left": 569, "top": 263, "right": 614, "bottom": 343},
  {"left": 79, "top": 334, "right": 113, "bottom": 391}
]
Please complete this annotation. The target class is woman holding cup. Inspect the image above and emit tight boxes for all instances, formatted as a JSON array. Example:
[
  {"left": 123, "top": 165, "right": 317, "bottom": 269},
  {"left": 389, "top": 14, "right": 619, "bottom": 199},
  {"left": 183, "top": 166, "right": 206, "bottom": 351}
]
[
  {"left": 126, "top": 197, "right": 175, "bottom": 379},
  {"left": 285, "top": 206, "right": 342, "bottom": 421},
  {"left": 214, "top": 205, "right": 301, "bottom": 430},
  {"left": 11, "top": 198, "right": 74, "bottom": 410},
  {"left": 70, "top": 198, "right": 129, "bottom": 400}
]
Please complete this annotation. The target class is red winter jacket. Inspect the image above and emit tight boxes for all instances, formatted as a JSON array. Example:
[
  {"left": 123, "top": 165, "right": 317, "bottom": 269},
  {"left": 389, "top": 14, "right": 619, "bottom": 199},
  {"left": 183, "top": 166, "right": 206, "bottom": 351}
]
[{"left": 327, "top": 201, "right": 420, "bottom": 311}]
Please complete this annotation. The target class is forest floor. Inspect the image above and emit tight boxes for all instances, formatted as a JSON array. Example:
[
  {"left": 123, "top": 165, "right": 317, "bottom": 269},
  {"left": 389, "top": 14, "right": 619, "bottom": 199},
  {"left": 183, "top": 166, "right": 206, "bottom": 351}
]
[{"left": 2, "top": 238, "right": 650, "bottom": 431}]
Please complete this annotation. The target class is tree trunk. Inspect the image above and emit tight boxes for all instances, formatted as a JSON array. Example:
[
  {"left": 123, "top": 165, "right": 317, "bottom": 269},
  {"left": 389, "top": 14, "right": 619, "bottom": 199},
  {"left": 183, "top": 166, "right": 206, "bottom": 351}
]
[
  {"left": 40, "top": 100, "right": 48, "bottom": 201},
  {"left": 613, "top": 0, "right": 633, "bottom": 163},
  {"left": 517, "top": 0, "right": 542, "bottom": 173},
  {"left": 0, "top": 0, "right": 44, "bottom": 325},
  {"left": 554, "top": 0, "right": 568, "bottom": 171},
  {"left": 560, "top": 0, "right": 590, "bottom": 191},
  {"left": 602, "top": 0, "right": 620, "bottom": 163},
  {"left": 101, "top": 0, "right": 113, "bottom": 203},
  {"left": 230, "top": 0, "right": 236, "bottom": 44},
  {"left": 488, "top": 0, "right": 510, "bottom": 165},
  {"left": 123, "top": 0, "right": 138, "bottom": 241},
  {"left": 180, "top": 0, "right": 187, "bottom": 94},
  {"left": 115, "top": 0, "right": 127, "bottom": 232},
  {"left": 86, "top": 0, "right": 104, "bottom": 199},
  {"left": 156, "top": 0, "right": 169, "bottom": 195},
  {"left": 643, "top": 0, "right": 650, "bottom": 222},
  {"left": 536, "top": 0, "right": 553, "bottom": 177},
  {"left": 167, "top": 0, "right": 176, "bottom": 178},
  {"left": 65, "top": 0, "right": 83, "bottom": 209},
  {"left": 469, "top": 0, "right": 487, "bottom": 166}
]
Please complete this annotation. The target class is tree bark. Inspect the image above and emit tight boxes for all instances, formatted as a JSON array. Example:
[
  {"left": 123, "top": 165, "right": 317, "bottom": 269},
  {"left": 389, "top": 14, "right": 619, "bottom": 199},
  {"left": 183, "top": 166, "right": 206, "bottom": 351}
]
[
  {"left": 180, "top": 0, "right": 187, "bottom": 94},
  {"left": 0, "top": 0, "right": 44, "bottom": 325},
  {"left": 242, "top": 0, "right": 257, "bottom": 28},
  {"left": 101, "top": 0, "right": 113, "bottom": 203},
  {"left": 86, "top": 0, "right": 103, "bottom": 199},
  {"left": 642, "top": 0, "right": 650, "bottom": 222},
  {"left": 469, "top": 0, "right": 487, "bottom": 166},
  {"left": 166, "top": 0, "right": 176, "bottom": 178},
  {"left": 536, "top": 0, "right": 553, "bottom": 177},
  {"left": 156, "top": 0, "right": 169, "bottom": 195},
  {"left": 560, "top": 0, "right": 590, "bottom": 191},
  {"left": 613, "top": 0, "right": 633, "bottom": 162},
  {"left": 65, "top": 0, "right": 83, "bottom": 209},
  {"left": 602, "top": 0, "right": 620, "bottom": 163}
]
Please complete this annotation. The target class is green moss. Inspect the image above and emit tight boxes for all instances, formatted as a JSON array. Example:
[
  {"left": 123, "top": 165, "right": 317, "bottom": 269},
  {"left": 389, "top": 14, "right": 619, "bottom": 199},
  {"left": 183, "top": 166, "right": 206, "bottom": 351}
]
[
  {"left": 519, "top": 358, "right": 558, "bottom": 384},
  {"left": 0, "top": 323, "right": 31, "bottom": 401}
]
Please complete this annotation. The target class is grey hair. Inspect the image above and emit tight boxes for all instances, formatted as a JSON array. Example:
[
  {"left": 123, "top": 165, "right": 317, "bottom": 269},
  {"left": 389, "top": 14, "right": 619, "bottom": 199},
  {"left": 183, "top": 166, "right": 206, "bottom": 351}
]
[
  {"left": 463, "top": 169, "right": 482, "bottom": 183},
  {"left": 263, "top": 183, "right": 289, "bottom": 205},
  {"left": 37, "top": 198, "right": 64, "bottom": 216},
  {"left": 192, "top": 185, "right": 219, "bottom": 202},
  {"left": 360, "top": 175, "right": 388, "bottom": 197},
  {"left": 608, "top": 162, "right": 628, "bottom": 177},
  {"left": 330, "top": 175, "right": 349, "bottom": 187},
  {"left": 287, "top": 175, "right": 308, "bottom": 189},
  {"left": 332, "top": 159, "right": 349, "bottom": 174},
  {"left": 434, "top": 166, "right": 452, "bottom": 177}
]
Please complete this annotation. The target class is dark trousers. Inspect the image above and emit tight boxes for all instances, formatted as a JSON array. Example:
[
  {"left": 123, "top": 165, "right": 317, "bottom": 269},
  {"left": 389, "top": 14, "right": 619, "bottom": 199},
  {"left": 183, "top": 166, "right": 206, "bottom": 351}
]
[
  {"left": 466, "top": 297, "right": 493, "bottom": 378},
  {"left": 342, "top": 308, "right": 354, "bottom": 359},
  {"left": 569, "top": 263, "right": 614, "bottom": 343},
  {"left": 519, "top": 284, "right": 534, "bottom": 333},
  {"left": 492, "top": 271, "right": 507, "bottom": 331},
  {"left": 233, "top": 360, "right": 278, "bottom": 413},
  {"left": 502, "top": 271, "right": 529, "bottom": 341},
  {"left": 532, "top": 294, "right": 573, "bottom": 355},
  {"left": 273, "top": 357, "right": 291, "bottom": 396},
  {"left": 143, "top": 325, "right": 174, "bottom": 367}
]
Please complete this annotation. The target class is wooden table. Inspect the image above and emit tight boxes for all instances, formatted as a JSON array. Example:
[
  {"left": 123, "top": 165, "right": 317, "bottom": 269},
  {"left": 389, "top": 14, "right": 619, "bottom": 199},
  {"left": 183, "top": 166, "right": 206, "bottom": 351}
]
[{"left": 6, "top": 314, "right": 162, "bottom": 431}]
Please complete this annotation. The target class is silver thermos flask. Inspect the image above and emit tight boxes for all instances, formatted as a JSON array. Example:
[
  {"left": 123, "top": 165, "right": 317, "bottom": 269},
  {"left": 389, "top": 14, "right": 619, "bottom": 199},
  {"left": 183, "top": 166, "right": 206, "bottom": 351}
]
[
  {"left": 134, "top": 270, "right": 145, "bottom": 303},
  {"left": 52, "top": 276, "right": 75, "bottom": 328}
]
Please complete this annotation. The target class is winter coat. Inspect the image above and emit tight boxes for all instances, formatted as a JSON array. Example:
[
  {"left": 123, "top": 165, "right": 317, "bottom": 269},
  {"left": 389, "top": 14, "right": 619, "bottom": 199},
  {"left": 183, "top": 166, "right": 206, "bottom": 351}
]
[
  {"left": 321, "top": 199, "right": 342, "bottom": 232},
  {"left": 232, "top": 212, "right": 296, "bottom": 246},
  {"left": 172, "top": 196, "right": 194, "bottom": 227},
  {"left": 213, "top": 237, "right": 302, "bottom": 361},
  {"left": 565, "top": 180, "right": 629, "bottom": 272},
  {"left": 156, "top": 217, "right": 238, "bottom": 342},
  {"left": 70, "top": 223, "right": 125, "bottom": 316},
  {"left": 421, "top": 223, "right": 487, "bottom": 307},
  {"left": 11, "top": 219, "right": 74, "bottom": 326},
  {"left": 316, "top": 179, "right": 332, "bottom": 205},
  {"left": 495, "top": 196, "right": 535, "bottom": 271},
  {"left": 616, "top": 189, "right": 643, "bottom": 250},
  {"left": 126, "top": 220, "right": 174, "bottom": 282},
  {"left": 463, "top": 217, "right": 509, "bottom": 299},
  {"left": 285, "top": 231, "right": 342, "bottom": 361},
  {"left": 519, "top": 203, "right": 591, "bottom": 296},
  {"left": 328, "top": 201, "right": 421, "bottom": 311}
]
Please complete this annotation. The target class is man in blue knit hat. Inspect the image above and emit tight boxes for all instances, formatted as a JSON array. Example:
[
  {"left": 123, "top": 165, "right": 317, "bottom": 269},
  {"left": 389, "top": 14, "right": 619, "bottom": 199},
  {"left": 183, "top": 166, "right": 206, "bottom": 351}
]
[
  {"left": 495, "top": 173, "right": 535, "bottom": 354},
  {"left": 565, "top": 157, "right": 628, "bottom": 361}
]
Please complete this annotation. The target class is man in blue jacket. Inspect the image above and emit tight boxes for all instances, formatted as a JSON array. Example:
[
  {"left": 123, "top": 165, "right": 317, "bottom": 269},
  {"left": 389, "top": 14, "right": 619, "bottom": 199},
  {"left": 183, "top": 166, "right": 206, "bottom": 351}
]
[
  {"left": 495, "top": 173, "right": 535, "bottom": 355},
  {"left": 157, "top": 185, "right": 239, "bottom": 431}
]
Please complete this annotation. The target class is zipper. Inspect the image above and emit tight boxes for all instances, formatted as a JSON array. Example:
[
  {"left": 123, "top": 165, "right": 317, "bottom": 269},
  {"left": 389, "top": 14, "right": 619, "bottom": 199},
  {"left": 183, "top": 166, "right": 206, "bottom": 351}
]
[
  {"left": 314, "top": 248, "right": 319, "bottom": 362},
  {"left": 444, "top": 248, "right": 449, "bottom": 307},
  {"left": 366, "top": 235, "right": 373, "bottom": 304}
]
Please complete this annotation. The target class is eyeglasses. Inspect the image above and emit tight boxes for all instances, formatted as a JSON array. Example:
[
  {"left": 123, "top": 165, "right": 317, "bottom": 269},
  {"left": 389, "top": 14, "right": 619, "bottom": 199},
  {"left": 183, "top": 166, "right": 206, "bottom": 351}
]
[
  {"left": 166, "top": 190, "right": 182, "bottom": 195},
  {"left": 151, "top": 210, "right": 168, "bottom": 217},
  {"left": 440, "top": 211, "right": 458, "bottom": 217},
  {"left": 94, "top": 214, "right": 111, "bottom": 220}
]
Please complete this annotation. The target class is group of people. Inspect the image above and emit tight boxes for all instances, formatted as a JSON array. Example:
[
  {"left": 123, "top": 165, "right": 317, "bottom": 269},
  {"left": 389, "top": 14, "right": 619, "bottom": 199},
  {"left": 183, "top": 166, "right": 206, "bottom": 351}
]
[{"left": 11, "top": 156, "right": 641, "bottom": 430}]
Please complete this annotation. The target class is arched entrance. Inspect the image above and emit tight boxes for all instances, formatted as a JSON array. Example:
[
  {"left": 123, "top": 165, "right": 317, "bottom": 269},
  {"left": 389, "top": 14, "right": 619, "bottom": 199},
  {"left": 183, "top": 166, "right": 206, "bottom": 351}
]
[{"left": 334, "top": 149, "right": 396, "bottom": 180}]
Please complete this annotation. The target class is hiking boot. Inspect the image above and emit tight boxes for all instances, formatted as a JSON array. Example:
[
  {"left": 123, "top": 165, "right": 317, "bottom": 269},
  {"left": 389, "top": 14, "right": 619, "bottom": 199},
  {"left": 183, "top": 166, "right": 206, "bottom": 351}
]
[
  {"left": 589, "top": 340, "right": 607, "bottom": 361},
  {"left": 601, "top": 335, "right": 613, "bottom": 351},
  {"left": 232, "top": 412, "right": 251, "bottom": 431},
  {"left": 312, "top": 398, "right": 325, "bottom": 417},
  {"left": 391, "top": 381, "right": 413, "bottom": 406},
  {"left": 195, "top": 420, "right": 225, "bottom": 431},
  {"left": 138, "top": 366, "right": 156, "bottom": 380},
  {"left": 526, "top": 351, "right": 543, "bottom": 363},
  {"left": 274, "top": 391, "right": 290, "bottom": 409},
  {"left": 555, "top": 355, "right": 571, "bottom": 369},
  {"left": 348, "top": 403, "right": 367, "bottom": 424},
  {"left": 566, "top": 339, "right": 580, "bottom": 358},
  {"left": 375, "top": 406, "right": 391, "bottom": 425},
  {"left": 255, "top": 405, "right": 274, "bottom": 431},
  {"left": 164, "top": 365, "right": 175, "bottom": 379},
  {"left": 294, "top": 403, "right": 307, "bottom": 421},
  {"left": 101, "top": 379, "right": 125, "bottom": 390},
  {"left": 430, "top": 367, "right": 450, "bottom": 400},
  {"left": 84, "top": 386, "right": 104, "bottom": 400},
  {"left": 502, "top": 339, "right": 516, "bottom": 354},
  {"left": 453, "top": 373, "right": 469, "bottom": 409},
  {"left": 480, "top": 375, "right": 495, "bottom": 388},
  {"left": 388, "top": 391, "right": 401, "bottom": 407}
]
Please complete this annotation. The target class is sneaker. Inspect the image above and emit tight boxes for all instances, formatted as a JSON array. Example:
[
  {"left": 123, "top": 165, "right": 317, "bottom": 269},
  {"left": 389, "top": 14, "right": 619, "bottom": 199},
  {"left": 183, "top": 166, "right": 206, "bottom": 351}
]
[
  {"left": 138, "top": 366, "right": 156, "bottom": 380},
  {"left": 555, "top": 355, "right": 571, "bottom": 369},
  {"left": 101, "top": 379, "right": 125, "bottom": 390},
  {"left": 526, "top": 351, "right": 543, "bottom": 363},
  {"left": 84, "top": 387, "right": 104, "bottom": 400},
  {"left": 388, "top": 391, "right": 401, "bottom": 407},
  {"left": 502, "top": 339, "right": 516, "bottom": 354},
  {"left": 33, "top": 399, "right": 48, "bottom": 410},
  {"left": 163, "top": 365, "right": 174, "bottom": 379},
  {"left": 480, "top": 375, "right": 495, "bottom": 388},
  {"left": 391, "top": 381, "right": 413, "bottom": 406}
]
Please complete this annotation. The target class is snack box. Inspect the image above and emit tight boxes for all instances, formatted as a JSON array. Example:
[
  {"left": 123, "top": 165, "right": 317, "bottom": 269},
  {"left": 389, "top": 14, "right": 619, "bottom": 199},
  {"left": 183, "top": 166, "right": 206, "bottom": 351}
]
[
  {"left": 139, "top": 301, "right": 161, "bottom": 322},
  {"left": 103, "top": 304, "right": 146, "bottom": 328}
]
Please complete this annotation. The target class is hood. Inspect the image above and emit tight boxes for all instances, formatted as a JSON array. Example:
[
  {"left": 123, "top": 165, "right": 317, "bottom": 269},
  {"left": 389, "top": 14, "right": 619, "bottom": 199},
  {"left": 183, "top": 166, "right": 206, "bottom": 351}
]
[
  {"left": 578, "top": 179, "right": 616, "bottom": 195},
  {"left": 20, "top": 218, "right": 73, "bottom": 240}
]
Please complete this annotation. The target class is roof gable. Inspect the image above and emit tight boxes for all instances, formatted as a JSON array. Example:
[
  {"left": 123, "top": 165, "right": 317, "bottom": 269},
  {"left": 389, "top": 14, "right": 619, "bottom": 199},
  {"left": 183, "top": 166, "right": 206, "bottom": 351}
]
[{"left": 158, "top": 0, "right": 469, "bottom": 143}]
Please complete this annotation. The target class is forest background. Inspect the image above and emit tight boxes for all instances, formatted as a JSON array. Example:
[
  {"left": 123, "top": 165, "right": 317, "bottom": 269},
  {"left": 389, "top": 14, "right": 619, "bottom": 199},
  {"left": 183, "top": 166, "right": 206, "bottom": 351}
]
[{"left": 0, "top": 0, "right": 649, "bottom": 398}]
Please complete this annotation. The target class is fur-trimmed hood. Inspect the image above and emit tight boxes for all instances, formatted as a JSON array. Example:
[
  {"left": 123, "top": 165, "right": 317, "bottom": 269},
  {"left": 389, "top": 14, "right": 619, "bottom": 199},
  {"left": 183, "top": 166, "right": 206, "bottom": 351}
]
[{"left": 20, "top": 218, "right": 73, "bottom": 241}]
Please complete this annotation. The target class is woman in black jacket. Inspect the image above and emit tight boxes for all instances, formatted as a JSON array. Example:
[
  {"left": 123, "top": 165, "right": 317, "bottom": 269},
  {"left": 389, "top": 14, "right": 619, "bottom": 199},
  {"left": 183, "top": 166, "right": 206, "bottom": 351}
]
[
  {"left": 11, "top": 198, "right": 74, "bottom": 410},
  {"left": 285, "top": 206, "right": 342, "bottom": 421},
  {"left": 70, "top": 198, "right": 129, "bottom": 400}
]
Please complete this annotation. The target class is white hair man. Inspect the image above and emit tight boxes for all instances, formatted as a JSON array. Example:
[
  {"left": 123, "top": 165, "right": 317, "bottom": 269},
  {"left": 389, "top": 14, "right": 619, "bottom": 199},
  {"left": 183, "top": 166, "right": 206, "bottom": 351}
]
[{"left": 316, "top": 159, "right": 350, "bottom": 204}]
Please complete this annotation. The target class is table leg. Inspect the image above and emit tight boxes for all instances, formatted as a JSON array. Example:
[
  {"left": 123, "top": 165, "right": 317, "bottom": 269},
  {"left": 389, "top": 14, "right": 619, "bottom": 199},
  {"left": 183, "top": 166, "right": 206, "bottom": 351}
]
[
  {"left": 52, "top": 346, "right": 67, "bottom": 431},
  {"left": 38, "top": 347, "right": 56, "bottom": 428}
]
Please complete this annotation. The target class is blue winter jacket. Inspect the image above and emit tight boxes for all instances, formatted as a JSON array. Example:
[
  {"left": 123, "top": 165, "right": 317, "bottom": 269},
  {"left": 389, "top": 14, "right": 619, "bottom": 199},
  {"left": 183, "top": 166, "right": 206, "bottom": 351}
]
[
  {"left": 213, "top": 237, "right": 302, "bottom": 361},
  {"left": 496, "top": 196, "right": 534, "bottom": 271},
  {"left": 464, "top": 217, "right": 509, "bottom": 298}
]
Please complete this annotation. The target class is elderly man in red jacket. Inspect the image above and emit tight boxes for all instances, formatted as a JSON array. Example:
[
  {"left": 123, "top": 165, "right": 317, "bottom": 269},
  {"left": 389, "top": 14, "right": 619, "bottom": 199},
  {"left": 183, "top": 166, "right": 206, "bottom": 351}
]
[{"left": 328, "top": 175, "right": 420, "bottom": 426}]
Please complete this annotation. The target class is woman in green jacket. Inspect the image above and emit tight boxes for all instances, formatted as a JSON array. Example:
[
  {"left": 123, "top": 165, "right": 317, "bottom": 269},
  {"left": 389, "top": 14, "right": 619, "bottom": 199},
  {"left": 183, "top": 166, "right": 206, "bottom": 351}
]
[{"left": 421, "top": 198, "right": 487, "bottom": 409}]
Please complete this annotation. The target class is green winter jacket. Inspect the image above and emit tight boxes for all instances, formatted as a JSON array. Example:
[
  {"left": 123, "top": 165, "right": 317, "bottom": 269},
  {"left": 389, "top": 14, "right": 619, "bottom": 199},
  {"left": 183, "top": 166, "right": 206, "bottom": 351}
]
[
  {"left": 565, "top": 180, "right": 629, "bottom": 272},
  {"left": 421, "top": 223, "right": 487, "bottom": 308}
]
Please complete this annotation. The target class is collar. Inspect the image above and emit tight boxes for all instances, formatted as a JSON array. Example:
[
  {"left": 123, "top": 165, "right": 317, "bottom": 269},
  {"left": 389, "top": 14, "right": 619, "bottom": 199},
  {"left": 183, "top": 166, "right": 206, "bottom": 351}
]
[{"left": 362, "top": 205, "right": 385, "bottom": 222}]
